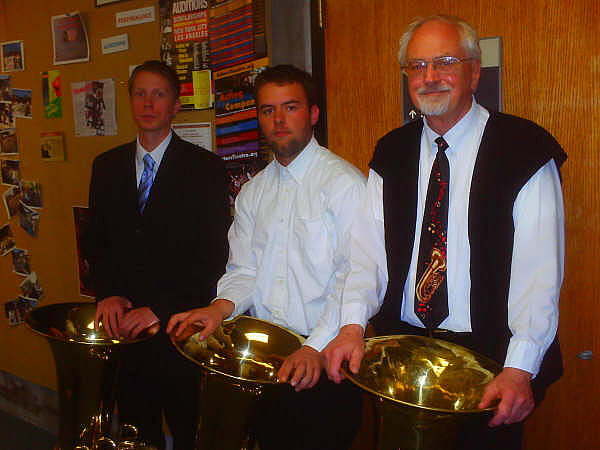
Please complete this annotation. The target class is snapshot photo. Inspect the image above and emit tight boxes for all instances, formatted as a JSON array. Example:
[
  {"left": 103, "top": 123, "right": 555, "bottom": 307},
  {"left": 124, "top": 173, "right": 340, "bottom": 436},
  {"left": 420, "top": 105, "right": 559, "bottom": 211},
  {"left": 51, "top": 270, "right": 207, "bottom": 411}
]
[
  {"left": 1, "top": 159, "right": 20, "bottom": 186},
  {"left": 18, "top": 202, "right": 40, "bottom": 237},
  {"left": 0, "top": 75, "right": 11, "bottom": 101},
  {"left": 40, "top": 131, "right": 65, "bottom": 161},
  {"left": 0, "top": 102, "right": 15, "bottom": 129},
  {"left": 1, "top": 41, "right": 24, "bottom": 72},
  {"left": 5, "top": 297, "right": 37, "bottom": 326},
  {"left": 3, "top": 185, "right": 21, "bottom": 218},
  {"left": 0, "top": 222, "right": 15, "bottom": 256},
  {"left": 0, "top": 128, "right": 18, "bottom": 155},
  {"left": 21, "top": 181, "right": 42, "bottom": 209},
  {"left": 20, "top": 272, "right": 43, "bottom": 300},
  {"left": 12, "top": 248, "right": 31, "bottom": 276},
  {"left": 12, "top": 88, "right": 32, "bottom": 119}
]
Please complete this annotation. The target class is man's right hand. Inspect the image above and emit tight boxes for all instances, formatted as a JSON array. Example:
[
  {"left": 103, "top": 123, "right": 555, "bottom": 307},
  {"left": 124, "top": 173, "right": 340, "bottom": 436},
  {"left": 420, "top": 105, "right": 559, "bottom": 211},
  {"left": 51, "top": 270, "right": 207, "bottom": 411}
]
[
  {"left": 323, "top": 324, "right": 365, "bottom": 384},
  {"left": 166, "top": 298, "right": 235, "bottom": 341},
  {"left": 95, "top": 296, "right": 132, "bottom": 338}
]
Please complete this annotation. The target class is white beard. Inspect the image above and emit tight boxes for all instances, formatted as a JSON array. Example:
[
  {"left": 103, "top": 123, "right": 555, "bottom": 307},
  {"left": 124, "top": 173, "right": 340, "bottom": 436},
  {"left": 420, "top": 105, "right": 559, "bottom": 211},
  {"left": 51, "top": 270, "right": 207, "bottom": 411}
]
[{"left": 415, "top": 88, "right": 451, "bottom": 116}]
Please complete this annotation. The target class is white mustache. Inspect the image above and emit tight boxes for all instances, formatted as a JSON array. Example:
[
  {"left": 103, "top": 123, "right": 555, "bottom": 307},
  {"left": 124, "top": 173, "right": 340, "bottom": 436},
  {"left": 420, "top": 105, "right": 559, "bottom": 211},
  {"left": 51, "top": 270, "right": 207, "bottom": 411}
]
[{"left": 417, "top": 86, "right": 452, "bottom": 95}]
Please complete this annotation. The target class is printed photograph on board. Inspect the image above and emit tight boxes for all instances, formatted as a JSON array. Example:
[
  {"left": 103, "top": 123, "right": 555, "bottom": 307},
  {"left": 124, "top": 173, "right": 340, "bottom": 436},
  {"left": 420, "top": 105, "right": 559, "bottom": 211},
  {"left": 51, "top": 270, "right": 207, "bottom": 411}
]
[
  {"left": 51, "top": 12, "right": 90, "bottom": 65},
  {"left": 1, "top": 41, "right": 24, "bottom": 72},
  {"left": 12, "top": 248, "right": 31, "bottom": 276},
  {"left": 1, "top": 159, "right": 20, "bottom": 186},
  {"left": 42, "top": 70, "right": 62, "bottom": 119},
  {"left": 3, "top": 186, "right": 21, "bottom": 218},
  {"left": 0, "top": 128, "right": 18, "bottom": 155},
  {"left": 0, "top": 223, "right": 16, "bottom": 256}
]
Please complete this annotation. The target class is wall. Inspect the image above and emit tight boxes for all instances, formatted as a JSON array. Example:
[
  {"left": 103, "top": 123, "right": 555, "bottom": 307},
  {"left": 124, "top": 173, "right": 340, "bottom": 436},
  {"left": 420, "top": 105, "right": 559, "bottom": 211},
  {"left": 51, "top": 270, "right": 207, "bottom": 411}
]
[
  {"left": 324, "top": 0, "right": 599, "bottom": 448},
  {"left": 0, "top": 0, "right": 213, "bottom": 391}
]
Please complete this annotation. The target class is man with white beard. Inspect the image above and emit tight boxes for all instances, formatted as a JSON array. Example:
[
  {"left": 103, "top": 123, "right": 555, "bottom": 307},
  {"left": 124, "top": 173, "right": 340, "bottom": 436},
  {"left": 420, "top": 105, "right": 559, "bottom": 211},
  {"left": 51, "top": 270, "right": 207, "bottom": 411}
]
[{"left": 323, "top": 14, "right": 566, "bottom": 449}]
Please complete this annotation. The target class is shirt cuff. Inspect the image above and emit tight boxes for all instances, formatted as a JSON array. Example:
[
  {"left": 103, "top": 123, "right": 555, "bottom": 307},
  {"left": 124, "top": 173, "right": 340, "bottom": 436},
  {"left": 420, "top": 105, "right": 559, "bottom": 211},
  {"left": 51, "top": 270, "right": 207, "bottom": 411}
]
[
  {"left": 340, "top": 301, "right": 370, "bottom": 331},
  {"left": 504, "top": 337, "right": 546, "bottom": 378},
  {"left": 304, "top": 327, "right": 337, "bottom": 352}
]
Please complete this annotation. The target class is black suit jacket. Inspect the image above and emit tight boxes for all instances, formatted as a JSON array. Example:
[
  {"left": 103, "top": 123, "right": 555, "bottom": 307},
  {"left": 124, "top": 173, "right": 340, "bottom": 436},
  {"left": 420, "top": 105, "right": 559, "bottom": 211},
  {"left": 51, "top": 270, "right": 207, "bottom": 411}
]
[{"left": 84, "top": 133, "right": 230, "bottom": 326}]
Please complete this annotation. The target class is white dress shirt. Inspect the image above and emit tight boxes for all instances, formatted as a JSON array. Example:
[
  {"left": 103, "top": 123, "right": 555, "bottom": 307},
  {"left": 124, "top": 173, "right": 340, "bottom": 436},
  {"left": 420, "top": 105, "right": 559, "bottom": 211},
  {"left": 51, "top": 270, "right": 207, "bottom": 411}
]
[
  {"left": 217, "top": 137, "right": 366, "bottom": 351},
  {"left": 135, "top": 131, "right": 172, "bottom": 185},
  {"left": 341, "top": 101, "right": 565, "bottom": 377}
]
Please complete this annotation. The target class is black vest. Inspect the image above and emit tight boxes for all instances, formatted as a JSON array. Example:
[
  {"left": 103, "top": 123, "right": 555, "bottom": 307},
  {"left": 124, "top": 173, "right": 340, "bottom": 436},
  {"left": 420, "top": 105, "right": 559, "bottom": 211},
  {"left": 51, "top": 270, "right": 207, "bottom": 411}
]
[{"left": 369, "top": 111, "right": 567, "bottom": 402}]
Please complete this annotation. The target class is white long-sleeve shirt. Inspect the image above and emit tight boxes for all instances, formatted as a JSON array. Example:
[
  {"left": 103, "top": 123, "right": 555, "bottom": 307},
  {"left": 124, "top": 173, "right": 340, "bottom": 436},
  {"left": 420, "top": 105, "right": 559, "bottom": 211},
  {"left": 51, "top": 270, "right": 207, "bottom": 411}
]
[
  {"left": 217, "top": 137, "right": 366, "bottom": 351},
  {"left": 341, "top": 102, "right": 565, "bottom": 377}
]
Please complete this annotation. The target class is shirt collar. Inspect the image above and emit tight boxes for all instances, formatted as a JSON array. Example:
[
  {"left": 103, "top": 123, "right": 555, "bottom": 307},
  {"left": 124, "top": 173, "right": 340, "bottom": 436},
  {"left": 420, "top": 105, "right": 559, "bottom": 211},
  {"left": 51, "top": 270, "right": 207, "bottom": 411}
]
[
  {"left": 423, "top": 97, "right": 480, "bottom": 155},
  {"left": 276, "top": 135, "right": 318, "bottom": 183},
  {"left": 136, "top": 130, "right": 173, "bottom": 169}
]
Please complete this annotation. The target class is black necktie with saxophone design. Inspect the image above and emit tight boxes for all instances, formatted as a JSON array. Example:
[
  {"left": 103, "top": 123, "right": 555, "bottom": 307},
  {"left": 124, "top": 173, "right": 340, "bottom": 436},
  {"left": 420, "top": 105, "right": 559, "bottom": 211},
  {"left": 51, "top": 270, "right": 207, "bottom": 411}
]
[{"left": 415, "top": 136, "right": 450, "bottom": 329}]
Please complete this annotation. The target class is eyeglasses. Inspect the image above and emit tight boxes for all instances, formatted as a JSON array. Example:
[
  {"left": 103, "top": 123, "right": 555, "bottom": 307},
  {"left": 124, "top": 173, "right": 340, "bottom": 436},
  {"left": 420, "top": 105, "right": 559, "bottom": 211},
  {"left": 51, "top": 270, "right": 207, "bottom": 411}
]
[{"left": 402, "top": 56, "right": 473, "bottom": 76}]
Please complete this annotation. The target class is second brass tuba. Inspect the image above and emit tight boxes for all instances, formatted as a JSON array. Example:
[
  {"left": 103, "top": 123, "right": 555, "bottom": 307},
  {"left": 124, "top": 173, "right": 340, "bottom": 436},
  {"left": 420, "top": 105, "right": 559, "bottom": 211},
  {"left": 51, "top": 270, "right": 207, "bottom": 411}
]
[{"left": 170, "top": 315, "right": 304, "bottom": 450}]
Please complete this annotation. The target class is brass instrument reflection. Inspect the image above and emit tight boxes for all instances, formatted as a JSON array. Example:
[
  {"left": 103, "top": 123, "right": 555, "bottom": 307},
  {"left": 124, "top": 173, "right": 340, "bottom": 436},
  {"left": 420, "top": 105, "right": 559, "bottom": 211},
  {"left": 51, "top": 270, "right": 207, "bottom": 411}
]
[
  {"left": 342, "top": 335, "right": 501, "bottom": 450},
  {"left": 25, "top": 302, "right": 158, "bottom": 449}
]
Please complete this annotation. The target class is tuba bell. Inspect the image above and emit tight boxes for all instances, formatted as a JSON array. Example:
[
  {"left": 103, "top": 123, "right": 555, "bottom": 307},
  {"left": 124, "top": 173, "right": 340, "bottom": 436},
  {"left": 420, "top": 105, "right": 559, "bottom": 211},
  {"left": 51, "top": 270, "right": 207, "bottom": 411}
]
[
  {"left": 170, "top": 315, "right": 304, "bottom": 450},
  {"left": 342, "top": 335, "right": 501, "bottom": 450},
  {"left": 25, "top": 302, "right": 157, "bottom": 449}
]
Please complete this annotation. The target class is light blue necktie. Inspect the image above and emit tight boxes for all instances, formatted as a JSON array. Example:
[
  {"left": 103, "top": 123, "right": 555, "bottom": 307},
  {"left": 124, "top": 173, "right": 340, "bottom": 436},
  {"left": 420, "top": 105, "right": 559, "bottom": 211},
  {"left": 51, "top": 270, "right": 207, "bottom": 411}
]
[{"left": 138, "top": 153, "right": 155, "bottom": 213}]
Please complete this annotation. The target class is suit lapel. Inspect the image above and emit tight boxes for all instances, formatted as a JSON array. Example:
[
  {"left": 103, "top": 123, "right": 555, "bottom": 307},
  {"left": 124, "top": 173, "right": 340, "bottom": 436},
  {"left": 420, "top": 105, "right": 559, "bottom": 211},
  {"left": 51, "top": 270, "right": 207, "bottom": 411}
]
[{"left": 121, "top": 141, "right": 140, "bottom": 218}]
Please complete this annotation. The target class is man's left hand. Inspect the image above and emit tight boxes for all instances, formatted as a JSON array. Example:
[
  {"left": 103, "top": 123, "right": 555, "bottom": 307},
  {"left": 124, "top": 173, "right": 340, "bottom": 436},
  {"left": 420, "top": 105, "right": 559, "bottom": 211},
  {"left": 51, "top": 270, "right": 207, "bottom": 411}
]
[
  {"left": 479, "top": 367, "right": 534, "bottom": 426},
  {"left": 118, "top": 307, "right": 160, "bottom": 339},
  {"left": 277, "top": 345, "right": 324, "bottom": 392}
]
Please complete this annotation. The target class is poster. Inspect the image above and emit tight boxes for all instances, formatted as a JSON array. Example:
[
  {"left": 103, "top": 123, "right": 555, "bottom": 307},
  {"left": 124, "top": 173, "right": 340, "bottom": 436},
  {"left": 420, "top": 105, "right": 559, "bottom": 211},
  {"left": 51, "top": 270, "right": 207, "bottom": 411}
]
[
  {"left": 208, "top": 0, "right": 266, "bottom": 71},
  {"left": 51, "top": 12, "right": 90, "bottom": 65},
  {"left": 41, "top": 131, "right": 65, "bottom": 161},
  {"left": 71, "top": 79, "right": 117, "bottom": 136},
  {"left": 172, "top": 122, "right": 212, "bottom": 151},
  {"left": 159, "top": 0, "right": 211, "bottom": 110},
  {"left": 214, "top": 57, "right": 269, "bottom": 209},
  {"left": 1, "top": 41, "right": 24, "bottom": 72},
  {"left": 73, "top": 206, "right": 95, "bottom": 298},
  {"left": 42, "top": 70, "right": 62, "bottom": 118}
]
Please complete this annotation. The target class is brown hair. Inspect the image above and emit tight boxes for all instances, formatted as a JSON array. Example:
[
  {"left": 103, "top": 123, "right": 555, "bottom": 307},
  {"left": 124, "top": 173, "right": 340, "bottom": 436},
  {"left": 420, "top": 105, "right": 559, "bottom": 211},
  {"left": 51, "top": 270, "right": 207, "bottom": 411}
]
[
  {"left": 128, "top": 60, "right": 181, "bottom": 99},
  {"left": 254, "top": 64, "right": 318, "bottom": 108}
]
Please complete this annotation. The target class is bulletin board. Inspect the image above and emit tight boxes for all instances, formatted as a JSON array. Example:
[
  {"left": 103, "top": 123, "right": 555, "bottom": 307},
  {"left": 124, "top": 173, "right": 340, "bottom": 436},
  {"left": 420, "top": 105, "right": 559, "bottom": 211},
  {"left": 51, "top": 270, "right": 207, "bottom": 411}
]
[{"left": 0, "top": 0, "right": 216, "bottom": 391}]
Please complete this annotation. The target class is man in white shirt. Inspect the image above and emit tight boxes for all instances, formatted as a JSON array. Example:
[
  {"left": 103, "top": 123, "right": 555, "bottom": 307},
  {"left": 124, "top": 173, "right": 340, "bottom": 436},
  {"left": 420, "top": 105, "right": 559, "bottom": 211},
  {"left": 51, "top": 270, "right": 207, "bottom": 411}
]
[
  {"left": 323, "top": 15, "right": 566, "bottom": 449},
  {"left": 168, "top": 65, "right": 365, "bottom": 450}
]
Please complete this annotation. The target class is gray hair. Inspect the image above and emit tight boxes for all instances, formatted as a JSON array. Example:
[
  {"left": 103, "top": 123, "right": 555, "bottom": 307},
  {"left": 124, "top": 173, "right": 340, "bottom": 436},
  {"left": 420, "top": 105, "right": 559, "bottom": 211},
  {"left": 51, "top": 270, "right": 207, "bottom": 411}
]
[{"left": 398, "top": 15, "right": 481, "bottom": 65}]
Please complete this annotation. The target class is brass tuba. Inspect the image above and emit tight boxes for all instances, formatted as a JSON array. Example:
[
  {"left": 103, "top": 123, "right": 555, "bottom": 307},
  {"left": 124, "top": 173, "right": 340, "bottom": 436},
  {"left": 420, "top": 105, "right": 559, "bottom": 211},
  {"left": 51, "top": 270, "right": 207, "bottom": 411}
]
[
  {"left": 25, "top": 302, "right": 157, "bottom": 449},
  {"left": 170, "top": 315, "right": 304, "bottom": 450},
  {"left": 342, "top": 335, "right": 501, "bottom": 450}
]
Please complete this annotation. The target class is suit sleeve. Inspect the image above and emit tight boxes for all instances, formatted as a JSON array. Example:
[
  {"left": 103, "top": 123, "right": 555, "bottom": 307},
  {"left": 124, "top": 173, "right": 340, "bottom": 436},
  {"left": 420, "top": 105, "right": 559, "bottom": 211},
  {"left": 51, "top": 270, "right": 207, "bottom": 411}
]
[{"left": 83, "top": 157, "right": 117, "bottom": 302}]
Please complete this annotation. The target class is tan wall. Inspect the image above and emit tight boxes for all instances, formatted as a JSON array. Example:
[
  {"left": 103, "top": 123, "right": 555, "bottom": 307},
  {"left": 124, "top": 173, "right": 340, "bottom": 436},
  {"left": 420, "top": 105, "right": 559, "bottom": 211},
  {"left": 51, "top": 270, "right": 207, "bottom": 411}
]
[
  {"left": 324, "top": 1, "right": 599, "bottom": 448},
  {"left": 0, "top": 0, "right": 213, "bottom": 390}
]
